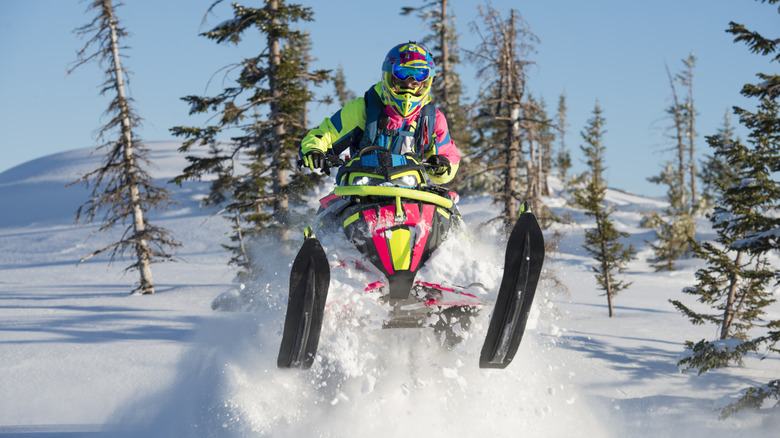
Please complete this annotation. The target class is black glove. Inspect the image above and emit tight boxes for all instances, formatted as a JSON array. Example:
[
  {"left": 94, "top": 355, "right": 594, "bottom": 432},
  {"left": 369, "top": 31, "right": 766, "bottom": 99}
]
[
  {"left": 303, "top": 151, "right": 326, "bottom": 172},
  {"left": 425, "top": 154, "right": 451, "bottom": 176}
]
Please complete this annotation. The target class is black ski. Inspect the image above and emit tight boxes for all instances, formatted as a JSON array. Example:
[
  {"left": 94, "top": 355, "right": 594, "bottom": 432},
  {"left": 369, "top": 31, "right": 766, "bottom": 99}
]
[
  {"left": 479, "top": 205, "right": 545, "bottom": 369},
  {"left": 277, "top": 237, "right": 331, "bottom": 369}
]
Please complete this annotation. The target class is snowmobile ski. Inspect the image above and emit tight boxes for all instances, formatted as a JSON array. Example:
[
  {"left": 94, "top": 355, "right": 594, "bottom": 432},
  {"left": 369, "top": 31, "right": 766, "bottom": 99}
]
[
  {"left": 277, "top": 236, "right": 331, "bottom": 369},
  {"left": 479, "top": 205, "right": 545, "bottom": 369}
]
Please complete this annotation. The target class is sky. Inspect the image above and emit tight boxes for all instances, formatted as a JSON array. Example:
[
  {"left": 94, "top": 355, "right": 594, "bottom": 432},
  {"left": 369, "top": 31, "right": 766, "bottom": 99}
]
[{"left": 0, "top": 0, "right": 777, "bottom": 197}]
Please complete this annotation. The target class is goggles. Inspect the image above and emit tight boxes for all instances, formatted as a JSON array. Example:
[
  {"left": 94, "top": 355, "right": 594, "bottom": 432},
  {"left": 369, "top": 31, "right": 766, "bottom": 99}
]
[{"left": 392, "top": 65, "right": 430, "bottom": 82}]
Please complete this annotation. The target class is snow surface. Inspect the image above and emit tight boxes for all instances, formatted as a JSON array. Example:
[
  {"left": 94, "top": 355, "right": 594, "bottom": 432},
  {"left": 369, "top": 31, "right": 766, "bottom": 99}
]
[{"left": 0, "top": 141, "right": 778, "bottom": 437}]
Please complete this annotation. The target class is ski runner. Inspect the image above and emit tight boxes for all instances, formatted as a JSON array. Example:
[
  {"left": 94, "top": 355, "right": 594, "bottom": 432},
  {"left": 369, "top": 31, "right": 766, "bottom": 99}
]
[{"left": 300, "top": 41, "right": 460, "bottom": 185}]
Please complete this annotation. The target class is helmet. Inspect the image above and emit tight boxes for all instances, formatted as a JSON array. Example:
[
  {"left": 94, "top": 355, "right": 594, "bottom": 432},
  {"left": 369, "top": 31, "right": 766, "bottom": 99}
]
[{"left": 380, "top": 42, "right": 436, "bottom": 117}]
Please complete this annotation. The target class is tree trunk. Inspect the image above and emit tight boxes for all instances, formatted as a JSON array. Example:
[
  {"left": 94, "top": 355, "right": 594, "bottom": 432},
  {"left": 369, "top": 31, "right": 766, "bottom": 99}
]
[
  {"left": 667, "top": 66, "right": 687, "bottom": 206},
  {"left": 439, "top": 0, "right": 449, "bottom": 108},
  {"left": 267, "top": 0, "right": 290, "bottom": 244},
  {"left": 603, "top": 258, "right": 614, "bottom": 318},
  {"left": 537, "top": 135, "right": 545, "bottom": 197},
  {"left": 505, "top": 103, "right": 521, "bottom": 219},
  {"left": 526, "top": 137, "right": 540, "bottom": 213},
  {"left": 558, "top": 93, "right": 568, "bottom": 183},
  {"left": 504, "top": 10, "right": 522, "bottom": 220},
  {"left": 105, "top": 0, "right": 154, "bottom": 294},
  {"left": 720, "top": 250, "right": 744, "bottom": 339},
  {"left": 688, "top": 88, "right": 697, "bottom": 208}
]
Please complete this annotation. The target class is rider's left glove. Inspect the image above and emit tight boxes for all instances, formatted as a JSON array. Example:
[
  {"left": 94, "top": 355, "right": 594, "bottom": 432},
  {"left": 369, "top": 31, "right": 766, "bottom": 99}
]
[
  {"left": 302, "top": 151, "right": 326, "bottom": 172},
  {"left": 425, "top": 154, "right": 451, "bottom": 176}
]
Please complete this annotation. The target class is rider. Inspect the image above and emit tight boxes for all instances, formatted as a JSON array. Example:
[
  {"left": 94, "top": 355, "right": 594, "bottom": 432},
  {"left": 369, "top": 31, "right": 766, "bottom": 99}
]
[{"left": 300, "top": 42, "right": 461, "bottom": 185}]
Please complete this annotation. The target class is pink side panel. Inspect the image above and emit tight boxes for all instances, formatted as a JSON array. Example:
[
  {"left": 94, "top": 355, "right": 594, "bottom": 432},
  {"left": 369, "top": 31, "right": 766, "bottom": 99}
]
[
  {"left": 407, "top": 204, "right": 434, "bottom": 271},
  {"left": 363, "top": 209, "right": 394, "bottom": 275}
]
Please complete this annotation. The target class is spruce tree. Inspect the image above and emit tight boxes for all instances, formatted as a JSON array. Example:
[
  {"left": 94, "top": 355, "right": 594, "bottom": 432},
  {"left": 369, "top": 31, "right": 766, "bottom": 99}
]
[
  {"left": 672, "top": 119, "right": 776, "bottom": 341},
  {"left": 555, "top": 91, "right": 572, "bottom": 185},
  {"left": 573, "top": 102, "right": 636, "bottom": 317},
  {"left": 332, "top": 64, "right": 356, "bottom": 107},
  {"left": 674, "top": 0, "right": 780, "bottom": 416},
  {"left": 68, "top": 0, "right": 179, "bottom": 295},
  {"left": 699, "top": 110, "right": 739, "bottom": 209},
  {"left": 644, "top": 161, "right": 695, "bottom": 271},
  {"left": 170, "top": 1, "right": 328, "bottom": 280},
  {"left": 674, "top": 98, "right": 779, "bottom": 414}
]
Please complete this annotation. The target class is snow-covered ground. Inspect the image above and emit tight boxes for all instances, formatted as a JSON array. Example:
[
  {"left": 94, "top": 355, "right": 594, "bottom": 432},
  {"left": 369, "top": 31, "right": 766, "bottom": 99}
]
[{"left": 0, "top": 142, "right": 777, "bottom": 437}]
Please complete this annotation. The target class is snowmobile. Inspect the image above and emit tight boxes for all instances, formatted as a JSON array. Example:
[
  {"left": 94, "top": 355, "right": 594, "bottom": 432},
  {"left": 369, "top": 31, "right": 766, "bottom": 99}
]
[{"left": 278, "top": 147, "right": 545, "bottom": 370}]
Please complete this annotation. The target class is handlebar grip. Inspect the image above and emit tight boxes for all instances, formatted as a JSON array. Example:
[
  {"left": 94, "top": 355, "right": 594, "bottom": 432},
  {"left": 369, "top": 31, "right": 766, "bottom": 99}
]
[{"left": 298, "top": 152, "right": 344, "bottom": 176}]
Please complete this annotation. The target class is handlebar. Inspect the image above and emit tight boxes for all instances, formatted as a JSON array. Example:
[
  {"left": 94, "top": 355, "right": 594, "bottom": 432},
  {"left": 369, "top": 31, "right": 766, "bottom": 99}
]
[
  {"left": 296, "top": 153, "right": 345, "bottom": 176},
  {"left": 298, "top": 149, "right": 444, "bottom": 176}
]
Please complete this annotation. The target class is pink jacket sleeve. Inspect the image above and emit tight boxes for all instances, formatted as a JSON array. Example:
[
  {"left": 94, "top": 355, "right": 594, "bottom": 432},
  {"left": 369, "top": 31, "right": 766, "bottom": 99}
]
[{"left": 429, "top": 108, "right": 460, "bottom": 166}]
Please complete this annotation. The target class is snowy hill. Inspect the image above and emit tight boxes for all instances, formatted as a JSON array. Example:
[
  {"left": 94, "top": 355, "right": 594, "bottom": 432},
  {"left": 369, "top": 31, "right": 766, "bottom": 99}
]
[{"left": 0, "top": 142, "right": 777, "bottom": 437}]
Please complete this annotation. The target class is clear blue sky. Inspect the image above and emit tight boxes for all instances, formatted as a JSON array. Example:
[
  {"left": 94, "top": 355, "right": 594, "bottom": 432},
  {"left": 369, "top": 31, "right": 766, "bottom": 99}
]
[{"left": 0, "top": 0, "right": 776, "bottom": 196}]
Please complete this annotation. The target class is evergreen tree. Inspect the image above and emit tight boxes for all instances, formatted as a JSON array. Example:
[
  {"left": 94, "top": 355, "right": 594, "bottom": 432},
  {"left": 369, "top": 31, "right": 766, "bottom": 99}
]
[
  {"left": 555, "top": 91, "right": 572, "bottom": 185},
  {"left": 672, "top": 111, "right": 777, "bottom": 341},
  {"left": 574, "top": 102, "right": 636, "bottom": 317},
  {"left": 469, "top": 4, "right": 539, "bottom": 223},
  {"left": 290, "top": 30, "right": 315, "bottom": 130},
  {"left": 673, "top": 100, "right": 779, "bottom": 409},
  {"left": 170, "top": 0, "right": 328, "bottom": 280},
  {"left": 332, "top": 64, "right": 356, "bottom": 107},
  {"left": 68, "top": 0, "right": 179, "bottom": 295},
  {"left": 699, "top": 110, "right": 740, "bottom": 209},
  {"left": 643, "top": 161, "right": 695, "bottom": 271},
  {"left": 674, "top": 0, "right": 780, "bottom": 417}
]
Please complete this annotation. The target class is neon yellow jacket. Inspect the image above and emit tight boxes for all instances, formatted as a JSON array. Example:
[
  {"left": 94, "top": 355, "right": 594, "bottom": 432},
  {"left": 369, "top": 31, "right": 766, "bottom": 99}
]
[{"left": 301, "top": 83, "right": 460, "bottom": 184}]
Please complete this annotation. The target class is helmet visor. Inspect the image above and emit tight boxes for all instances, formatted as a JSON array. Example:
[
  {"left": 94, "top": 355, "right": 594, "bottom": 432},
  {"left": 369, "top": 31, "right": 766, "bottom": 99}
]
[{"left": 392, "top": 65, "right": 430, "bottom": 82}]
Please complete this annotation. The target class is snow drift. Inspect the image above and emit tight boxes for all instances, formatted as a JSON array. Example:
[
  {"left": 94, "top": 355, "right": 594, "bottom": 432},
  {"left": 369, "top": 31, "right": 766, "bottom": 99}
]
[{"left": 0, "top": 142, "right": 777, "bottom": 437}]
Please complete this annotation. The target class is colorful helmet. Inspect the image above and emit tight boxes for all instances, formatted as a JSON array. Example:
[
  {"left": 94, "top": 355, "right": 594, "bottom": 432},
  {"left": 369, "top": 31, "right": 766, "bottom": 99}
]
[{"left": 380, "top": 42, "right": 436, "bottom": 117}]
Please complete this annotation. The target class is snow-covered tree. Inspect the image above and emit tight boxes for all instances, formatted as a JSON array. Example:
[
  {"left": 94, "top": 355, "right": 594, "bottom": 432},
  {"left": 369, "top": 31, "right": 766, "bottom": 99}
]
[
  {"left": 574, "top": 102, "right": 636, "bottom": 317},
  {"left": 671, "top": 123, "right": 777, "bottom": 340},
  {"left": 643, "top": 161, "right": 695, "bottom": 271},
  {"left": 68, "top": 0, "right": 179, "bottom": 295},
  {"left": 674, "top": 0, "right": 780, "bottom": 416},
  {"left": 674, "top": 98, "right": 779, "bottom": 415}
]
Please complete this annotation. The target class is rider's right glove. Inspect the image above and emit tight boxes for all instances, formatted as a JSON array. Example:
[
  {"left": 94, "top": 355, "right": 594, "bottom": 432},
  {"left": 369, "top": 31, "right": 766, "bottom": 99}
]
[{"left": 302, "top": 151, "right": 326, "bottom": 172}]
